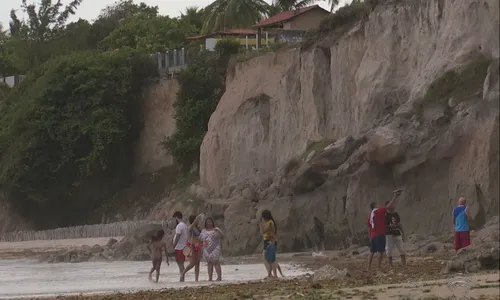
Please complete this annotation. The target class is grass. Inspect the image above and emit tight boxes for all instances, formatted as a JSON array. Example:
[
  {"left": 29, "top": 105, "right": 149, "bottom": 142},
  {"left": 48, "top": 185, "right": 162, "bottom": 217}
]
[
  {"left": 302, "top": 0, "right": 376, "bottom": 50},
  {"left": 423, "top": 56, "right": 491, "bottom": 105}
]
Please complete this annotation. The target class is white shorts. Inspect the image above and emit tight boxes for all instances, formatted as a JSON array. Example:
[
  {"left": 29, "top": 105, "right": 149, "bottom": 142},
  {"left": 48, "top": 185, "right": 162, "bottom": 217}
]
[{"left": 386, "top": 235, "right": 405, "bottom": 257}]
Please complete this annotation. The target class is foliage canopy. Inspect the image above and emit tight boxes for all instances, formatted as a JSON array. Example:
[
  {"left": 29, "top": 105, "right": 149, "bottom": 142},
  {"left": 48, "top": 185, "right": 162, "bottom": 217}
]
[{"left": 0, "top": 49, "right": 157, "bottom": 226}]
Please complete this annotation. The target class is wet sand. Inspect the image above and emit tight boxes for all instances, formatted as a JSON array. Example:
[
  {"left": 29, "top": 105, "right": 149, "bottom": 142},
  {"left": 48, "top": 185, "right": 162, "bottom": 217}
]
[
  {"left": 1, "top": 238, "right": 499, "bottom": 300},
  {"left": 0, "top": 238, "right": 122, "bottom": 259},
  {"left": 0, "top": 260, "right": 307, "bottom": 299}
]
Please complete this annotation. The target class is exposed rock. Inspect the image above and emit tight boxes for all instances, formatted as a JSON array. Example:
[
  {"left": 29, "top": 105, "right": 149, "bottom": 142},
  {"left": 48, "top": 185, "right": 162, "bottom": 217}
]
[
  {"left": 112, "top": 224, "right": 168, "bottom": 260},
  {"left": 197, "top": 0, "right": 499, "bottom": 255},
  {"left": 106, "top": 238, "right": 118, "bottom": 247},
  {"left": 442, "top": 218, "right": 500, "bottom": 274},
  {"left": 313, "top": 265, "right": 350, "bottom": 281}
]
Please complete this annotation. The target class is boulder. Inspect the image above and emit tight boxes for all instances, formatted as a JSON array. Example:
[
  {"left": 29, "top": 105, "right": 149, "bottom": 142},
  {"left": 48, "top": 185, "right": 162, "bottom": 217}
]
[
  {"left": 112, "top": 224, "right": 165, "bottom": 260},
  {"left": 313, "top": 265, "right": 350, "bottom": 281}
]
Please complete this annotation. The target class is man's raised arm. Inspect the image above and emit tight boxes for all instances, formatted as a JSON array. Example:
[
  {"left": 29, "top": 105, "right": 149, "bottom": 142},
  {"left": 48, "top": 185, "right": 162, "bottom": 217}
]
[{"left": 387, "top": 189, "right": 402, "bottom": 209}]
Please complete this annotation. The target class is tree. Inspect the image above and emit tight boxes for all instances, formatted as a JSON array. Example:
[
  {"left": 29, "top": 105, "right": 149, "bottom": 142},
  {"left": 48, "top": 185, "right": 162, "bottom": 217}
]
[
  {"left": 163, "top": 39, "right": 241, "bottom": 171},
  {"left": 88, "top": 0, "right": 159, "bottom": 47},
  {"left": 202, "top": 0, "right": 271, "bottom": 34},
  {"left": 0, "top": 49, "right": 158, "bottom": 227},
  {"left": 99, "top": 15, "right": 196, "bottom": 52},
  {"left": 179, "top": 6, "right": 206, "bottom": 33},
  {"left": 8, "top": 0, "right": 83, "bottom": 70}
]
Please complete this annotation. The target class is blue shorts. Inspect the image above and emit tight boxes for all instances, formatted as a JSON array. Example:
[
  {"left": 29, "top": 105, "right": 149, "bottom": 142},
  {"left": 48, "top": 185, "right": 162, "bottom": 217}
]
[
  {"left": 370, "top": 234, "right": 386, "bottom": 253},
  {"left": 263, "top": 240, "right": 278, "bottom": 250},
  {"left": 263, "top": 240, "right": 277, "bottom": 263}
]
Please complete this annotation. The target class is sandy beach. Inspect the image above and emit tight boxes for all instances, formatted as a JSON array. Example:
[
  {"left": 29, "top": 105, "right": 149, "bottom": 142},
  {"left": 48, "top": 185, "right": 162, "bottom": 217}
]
[{"left": 0, "top": 238, "right": 499, "bottom": 300}]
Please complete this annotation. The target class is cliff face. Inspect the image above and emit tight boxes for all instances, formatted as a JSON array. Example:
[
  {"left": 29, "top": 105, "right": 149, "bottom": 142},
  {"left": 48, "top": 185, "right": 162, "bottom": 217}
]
[
  {"left": 134, "top": 78, "right": 178, "bottom": 174},
  {"left": 200, "top": 0, "right": 499, "bottom": 255}
]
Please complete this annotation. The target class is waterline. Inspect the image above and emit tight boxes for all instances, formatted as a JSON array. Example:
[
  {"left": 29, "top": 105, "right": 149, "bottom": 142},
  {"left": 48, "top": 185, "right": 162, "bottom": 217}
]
[{"left": 0, "top": 260, "right": 308, "bottom": 299}]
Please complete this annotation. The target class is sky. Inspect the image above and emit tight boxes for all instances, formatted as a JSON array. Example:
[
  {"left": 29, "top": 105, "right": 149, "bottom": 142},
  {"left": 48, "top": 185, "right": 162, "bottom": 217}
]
[{"left": 0, "top": 0, "right": 350, "bottom": 29}]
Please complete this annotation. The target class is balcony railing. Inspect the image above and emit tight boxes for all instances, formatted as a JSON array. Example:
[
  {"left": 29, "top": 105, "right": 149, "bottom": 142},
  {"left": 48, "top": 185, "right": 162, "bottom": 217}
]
[{"left": 151, "top": 48, "right": 188, "bottom": 77}]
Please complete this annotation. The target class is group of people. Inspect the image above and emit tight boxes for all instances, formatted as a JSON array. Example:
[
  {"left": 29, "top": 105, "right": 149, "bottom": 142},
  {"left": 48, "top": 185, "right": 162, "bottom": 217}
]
[
  {"left": 146, "top": 209, "right": 283, "bottom": 283},
  {"left": 148, "top": 190, "right": 473, "bottom": 282},
  {"left": 366, "top": 190, "right": 473, "bottom": 273},
  {"left": 147, "top": 212, "right": 224, "bottom": 283}
]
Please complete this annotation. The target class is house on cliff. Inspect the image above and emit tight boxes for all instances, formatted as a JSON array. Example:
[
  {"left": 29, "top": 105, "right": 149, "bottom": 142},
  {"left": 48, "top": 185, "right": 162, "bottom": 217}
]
[
  {"left": 186, "top": 29, "right": 272, "bottom": 51},
  {"left": 253, "top": 5, "right": 331, "bottom": 44}
]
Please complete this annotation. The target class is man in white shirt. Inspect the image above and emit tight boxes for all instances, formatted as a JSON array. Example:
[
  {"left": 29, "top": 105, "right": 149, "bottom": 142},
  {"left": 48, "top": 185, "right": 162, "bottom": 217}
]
[{"left": 172, "top": 211, "right": 188, "bottom": 274}]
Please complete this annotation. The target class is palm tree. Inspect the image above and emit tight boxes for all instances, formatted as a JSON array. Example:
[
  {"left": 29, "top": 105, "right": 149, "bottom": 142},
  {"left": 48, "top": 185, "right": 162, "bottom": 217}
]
[
  {"left": 202, "top": 0, "right": 271, "bottom": 34},
  {"left": 273, "top": 0, "right": 341, "bottom": 12},
  {"left": 180, "top": 6, "right": 206, "bottom": 32}
]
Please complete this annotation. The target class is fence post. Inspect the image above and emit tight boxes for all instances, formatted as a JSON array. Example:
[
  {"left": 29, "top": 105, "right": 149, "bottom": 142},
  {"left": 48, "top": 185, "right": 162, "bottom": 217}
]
[
  {"left": 156, "top": 52, "right": 162, "bottom": 72},
  {"left": 181, "top": 48, "right": 185, "bottom": 65},
  {"left": 173, "top": 49, "right": 178, "bottom": 66}
]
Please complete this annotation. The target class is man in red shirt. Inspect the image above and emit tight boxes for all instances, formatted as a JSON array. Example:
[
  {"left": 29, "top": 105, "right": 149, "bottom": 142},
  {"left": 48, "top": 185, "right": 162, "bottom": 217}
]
[{"left": 366, "top": 189, "right": 402, "bottom": 272}]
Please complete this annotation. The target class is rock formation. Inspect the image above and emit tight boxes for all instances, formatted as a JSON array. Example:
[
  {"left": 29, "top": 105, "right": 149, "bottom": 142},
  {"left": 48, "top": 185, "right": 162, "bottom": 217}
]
[{"left": 198, "top": 0, "right": 500, "bottom": 255}]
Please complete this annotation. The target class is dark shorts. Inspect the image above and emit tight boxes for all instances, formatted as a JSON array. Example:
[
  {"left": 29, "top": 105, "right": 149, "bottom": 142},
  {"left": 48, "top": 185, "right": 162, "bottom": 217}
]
[
  {"left": 454, "top": 231, "right": 471, "bottom": 251},
  {"left": 370, "top": 234, "right": 386, "bottom": 253},
  {"left": 175, "top": 250, "right": 185, "bottom": 262}
]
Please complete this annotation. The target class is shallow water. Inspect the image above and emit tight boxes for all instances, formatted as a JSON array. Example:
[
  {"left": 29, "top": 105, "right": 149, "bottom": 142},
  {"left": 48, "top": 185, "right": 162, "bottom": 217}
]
[{"left": 0, "top": 259, "right": 308, "bottom": 299}]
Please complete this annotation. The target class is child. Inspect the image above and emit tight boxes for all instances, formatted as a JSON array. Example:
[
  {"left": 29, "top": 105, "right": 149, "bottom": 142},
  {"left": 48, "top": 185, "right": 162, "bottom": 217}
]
[{"left": 147, "top": 229, "right": 169, "bottom": 283}]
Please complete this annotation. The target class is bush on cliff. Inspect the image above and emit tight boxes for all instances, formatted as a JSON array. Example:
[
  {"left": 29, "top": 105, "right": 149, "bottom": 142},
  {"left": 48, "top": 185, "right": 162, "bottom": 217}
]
[
  {"left": 0, "top": 49, "right": 158, "bottom": 227},
  {"left": 163, "top": 39, "right": 241, "bottom": 171}
]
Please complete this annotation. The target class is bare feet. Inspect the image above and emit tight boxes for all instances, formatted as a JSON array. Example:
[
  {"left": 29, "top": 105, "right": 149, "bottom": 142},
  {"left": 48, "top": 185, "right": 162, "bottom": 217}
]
[{"left": 216, "top": 277, "right": 221, "bottom": 281}]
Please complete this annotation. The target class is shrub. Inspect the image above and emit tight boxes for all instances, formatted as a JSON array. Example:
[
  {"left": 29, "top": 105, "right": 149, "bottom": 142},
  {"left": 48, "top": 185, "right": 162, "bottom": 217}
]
[{"left": 163, "top": 39, "right": 240, "bottom": 172}]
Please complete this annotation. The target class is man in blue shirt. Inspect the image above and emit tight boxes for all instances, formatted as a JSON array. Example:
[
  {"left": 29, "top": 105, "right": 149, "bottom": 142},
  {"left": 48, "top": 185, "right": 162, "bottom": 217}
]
[{"left": 452, "top": 197, "right": 472, "bottom": 253}]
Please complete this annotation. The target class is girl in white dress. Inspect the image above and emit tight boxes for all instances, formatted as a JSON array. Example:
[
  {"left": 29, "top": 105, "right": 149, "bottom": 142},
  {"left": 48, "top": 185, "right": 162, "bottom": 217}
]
[{"left": 200, "top": 217, "right": 224, "bottom": 281}]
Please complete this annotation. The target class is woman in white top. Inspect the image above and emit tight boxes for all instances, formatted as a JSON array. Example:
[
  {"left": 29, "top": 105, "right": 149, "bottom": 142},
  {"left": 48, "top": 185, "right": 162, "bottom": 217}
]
[{"left": 200, "top": 217, "right": 224, "bottom": 281}]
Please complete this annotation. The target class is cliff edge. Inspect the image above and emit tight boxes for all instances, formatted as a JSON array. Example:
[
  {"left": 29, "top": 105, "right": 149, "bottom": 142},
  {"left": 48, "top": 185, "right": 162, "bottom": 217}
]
[{"left": 199, "top": 0, "right": 499, "bottom": 255}]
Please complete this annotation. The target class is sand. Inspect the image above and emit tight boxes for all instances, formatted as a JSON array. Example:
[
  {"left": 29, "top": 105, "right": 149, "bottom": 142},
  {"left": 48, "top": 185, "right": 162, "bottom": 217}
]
[{"left": 1, "top": 238, "right": 499, "bottom": 300}]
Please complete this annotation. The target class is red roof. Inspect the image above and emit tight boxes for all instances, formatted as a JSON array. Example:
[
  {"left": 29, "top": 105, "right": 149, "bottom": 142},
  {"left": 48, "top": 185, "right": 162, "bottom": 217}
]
[
  {"left": 253, "top": 5, "right": 329, "bottom": 28},
  {"left": 186, "top": 29, "right": 258, "bottom": 40}
]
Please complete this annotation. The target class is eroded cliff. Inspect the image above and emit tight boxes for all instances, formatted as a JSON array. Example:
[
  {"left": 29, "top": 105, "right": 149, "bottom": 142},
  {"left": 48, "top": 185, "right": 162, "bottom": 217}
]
[{"left": 199, "top": 0, "right": 500, "bottom": 255}]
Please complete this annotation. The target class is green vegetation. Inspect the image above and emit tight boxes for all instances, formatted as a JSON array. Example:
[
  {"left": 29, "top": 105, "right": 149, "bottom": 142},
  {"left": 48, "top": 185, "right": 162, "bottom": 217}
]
[
  {"left": 424, "top": 56, "right": 491, "bottom": 104},
  {"left": 162, "top": 39, "right": 241, "bottom": 171},
  {"left": 0, "top": 0, "right": 384, "bottom": 228},
  {"left": 99, "top": 15, "right": 196, "bottom": 52},
  {"left": 0, "top": 49, "right": 157, "bottom": 227}
]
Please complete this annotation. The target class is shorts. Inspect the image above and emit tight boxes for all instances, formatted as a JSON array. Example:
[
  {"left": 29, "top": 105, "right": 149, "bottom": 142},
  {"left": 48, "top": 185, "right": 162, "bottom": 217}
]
[
  {"left": 264, "top": 243, "right": 277, "bottom": 263},
  {"left": 370, "top": 234, "right": 386, "bottom": 253},
  {"left": 175, "top": 250, "right": 185, "bottom": 262},
  {"left": 454, "top": 231, "right": 471, "bottom": 251},
  {"left": 385, "top": 235, "right": 405, "bottom": 257}
]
